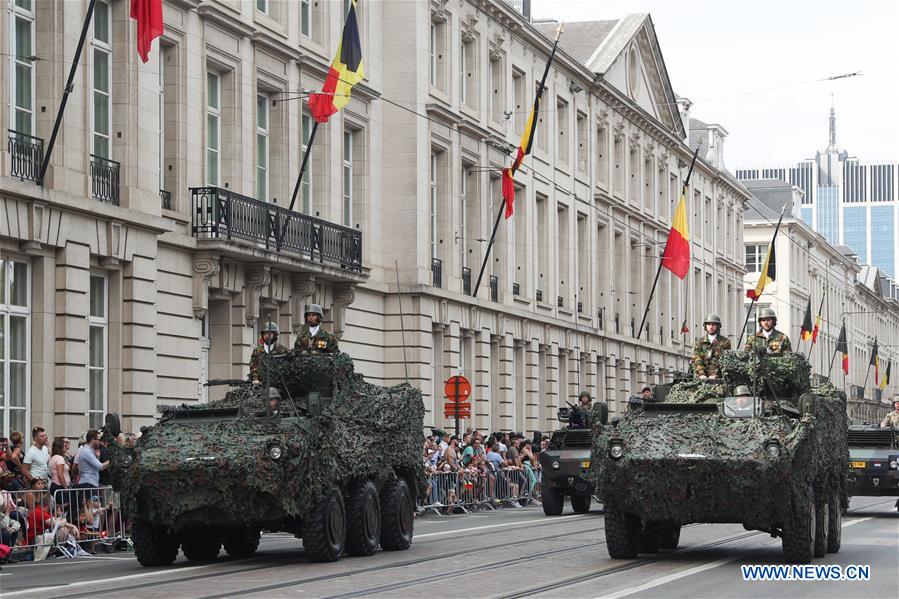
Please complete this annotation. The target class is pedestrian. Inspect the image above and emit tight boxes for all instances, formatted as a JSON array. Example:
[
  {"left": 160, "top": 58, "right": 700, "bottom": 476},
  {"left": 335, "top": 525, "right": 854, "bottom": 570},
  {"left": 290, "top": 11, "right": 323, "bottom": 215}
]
[
  {"left": 743, "top": 308, "right": 792, "bottom": 355},
  {"left": 249, "top": 321, "right": 288, "bottom": 384},
  {"left": 693, "top": 313, "right": 732, "bottom": 379},
  {"left": 48, "top": 437, "right": 73, "bottom": 513},
  {"left": 294, "top": 304, "right": 339, "bottom": 354},
  {"left": 75, "top": 430, "right": 109, "bottom": 491},
  {"left": 22, "top": 426, "right": 50, "bottom": 488}
]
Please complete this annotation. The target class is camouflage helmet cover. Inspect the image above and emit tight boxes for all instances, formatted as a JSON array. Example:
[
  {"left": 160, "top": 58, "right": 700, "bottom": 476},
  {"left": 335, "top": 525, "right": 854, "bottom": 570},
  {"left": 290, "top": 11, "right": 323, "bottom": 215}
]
[
  {"left": 578, "top": 390, "right": 591, "bottom": 400},
  {"left": 733, "top": 385, "right": 752, "bottom": 396},
  {"left": 703, "top": 313, "right": 722, "bottom": 325},
  {"left": 758, "top": 307, "right": 777, "bottom": 321},
  {"left": 266, "top": 387, "right": 281, "bottom": 400},
  {"left": 260, "top": 321, "right": 280, "bottom": 335},
  {"left": 305, "top": 304, "right": 325, "bottom": 318}
]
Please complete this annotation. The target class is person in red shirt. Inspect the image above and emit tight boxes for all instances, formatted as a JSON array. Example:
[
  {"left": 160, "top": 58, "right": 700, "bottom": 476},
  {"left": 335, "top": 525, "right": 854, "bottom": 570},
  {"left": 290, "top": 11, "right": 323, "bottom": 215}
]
[{"left": 25, "top": 479, "right": 52, "bottom": 545}]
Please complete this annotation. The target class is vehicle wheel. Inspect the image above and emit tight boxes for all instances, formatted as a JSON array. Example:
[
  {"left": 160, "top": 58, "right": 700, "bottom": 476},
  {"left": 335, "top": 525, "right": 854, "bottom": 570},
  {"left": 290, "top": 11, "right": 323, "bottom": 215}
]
[
  {"left": 379, "top": 477, "right": 414, "bottom": 551},
  {"left": 304, "top": 488, "right": 346, "bottom": 562},
  {"left": 570, "top": 494, "right": 591, "bottom": 514},
  {"left": 826, "top": 492, "right": 841, "bottom": 553},
  {"left": 604, "top": 505, "right": 640, "bottom": 559},
  {"left": 541, "top": 487, "right": 564, "bottom": 516},
  {"left": 658, "top": 524, "right": 681, "bottom": 550},
  {"left": 782, "top": 486, "right": 816, "bottom": 564},
  {"left": 346, "top": 480, "right": 381, "bottom": 556},
  {"left": 181, "top": 531, "right": 222, "bottom": 562},
  {"left": 222, "top": 526, "right": 261, "bottom": 557},
  {"left": 813, "top": 495, "right": 829, "bottom": 558},
  {"left": 131, "top": 520, "right": 178, "bottom": 567}
]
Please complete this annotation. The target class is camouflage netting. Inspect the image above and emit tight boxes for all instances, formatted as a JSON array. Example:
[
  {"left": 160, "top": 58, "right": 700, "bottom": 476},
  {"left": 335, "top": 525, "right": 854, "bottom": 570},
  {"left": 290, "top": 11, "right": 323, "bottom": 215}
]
[
  {"left": 108, "top": 352, "right": 426, "bottom": 531},
  {"left": 592, "top": 351, "right": 849, "bottom": 527},
  {"left": 665, "top": 351, "right": 812, "bottom": 403}
]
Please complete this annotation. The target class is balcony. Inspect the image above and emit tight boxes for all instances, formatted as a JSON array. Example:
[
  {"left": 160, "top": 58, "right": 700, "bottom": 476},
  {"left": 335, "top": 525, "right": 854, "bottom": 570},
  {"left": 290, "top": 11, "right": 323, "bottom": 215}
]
[
  {"left": 462, "top": 267, "right": 471, "bottom": 295},
  {"left": 431, "top": 258, "right": 442, "bottom": 288},
  {"left": 191, "top": 186, "right": 362, "bottom": 273},
  {"left": 7, "top": 130, "right": 43, "bottom": 183},
  {"left": 160, "top": 189, "right": 172, "bottom": 210},
  {"left": 489, "top": 275, "right": 498, "bottom": 302},
  {"left": 90, "top": 155, "right": 120, "bottom": 205}
]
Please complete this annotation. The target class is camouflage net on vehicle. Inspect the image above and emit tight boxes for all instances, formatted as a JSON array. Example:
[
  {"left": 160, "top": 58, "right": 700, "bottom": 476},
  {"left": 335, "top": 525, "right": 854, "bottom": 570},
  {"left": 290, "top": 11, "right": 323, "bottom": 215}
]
[
  {"left": 108, "top": 352, "right": 426, "bottom": 531},
  {"left": 592, "top": 351, "right": 848, "bottom": 526}
]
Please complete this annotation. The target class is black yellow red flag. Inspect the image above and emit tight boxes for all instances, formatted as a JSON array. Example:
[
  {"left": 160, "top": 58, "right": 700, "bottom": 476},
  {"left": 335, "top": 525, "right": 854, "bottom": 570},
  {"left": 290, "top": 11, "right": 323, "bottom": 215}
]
[
  {"left": 800, "top": 300, "right": 813, "bottom": 342},
  {"left": 836, "top": 323, "right": 849, "bottom": 375},
  {"left": 308, "top": 0, "right": 363, "bottom": 123}
]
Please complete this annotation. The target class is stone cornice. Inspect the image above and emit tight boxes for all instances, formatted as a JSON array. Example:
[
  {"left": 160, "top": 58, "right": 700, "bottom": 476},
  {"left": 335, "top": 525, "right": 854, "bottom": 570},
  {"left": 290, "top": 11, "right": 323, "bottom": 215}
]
[{"left": 196, "top": 4, "right": 255, "bottom": 39}]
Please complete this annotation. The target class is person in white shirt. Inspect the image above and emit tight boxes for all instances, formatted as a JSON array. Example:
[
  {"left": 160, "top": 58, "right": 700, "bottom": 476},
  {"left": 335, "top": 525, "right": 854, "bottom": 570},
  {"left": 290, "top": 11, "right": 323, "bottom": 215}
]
[{"left": 21, "top": 427, "right": 51, "bottom": 487}]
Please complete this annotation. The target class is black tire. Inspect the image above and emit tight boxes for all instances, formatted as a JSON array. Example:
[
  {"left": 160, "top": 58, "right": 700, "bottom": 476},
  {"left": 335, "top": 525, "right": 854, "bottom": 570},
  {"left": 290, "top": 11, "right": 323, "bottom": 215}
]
[
  {"left": 542, "top": 487, "right": 564, "bottom": 516},
  {"left": 827, "top": 493, "right": 841, "bottom": 553},
  {"left": 813, "top": 496, "right": 829, "bottom": 558},
  {"left": 379, "top": 477, "right": 414, "bottom": 551},
  {"left": 604, "top": 506, "right": 640, "bottom": 559},
  {"left": 658, "top": 524, "right": 681, "bottom": 550},
  {"left": 131, "top": 520, "right": 178, "bottom": 567},
  {"left": 782, "top": 487, "right": 816, "bottom": 564},
  {"left": 181, "top": 532, "right": 222, "bottom": 562},
  {"left": 304, "top": 488, "right": 346, "bottom": 562},
  {"left": 346, "top": 480, "right": 381, "bottom": 557},
  {"left": 570, "top": 494, "right": 591, "bottom": 514},
  {"left": 222, "top": 527, "right": 261, "bottom": 557}
]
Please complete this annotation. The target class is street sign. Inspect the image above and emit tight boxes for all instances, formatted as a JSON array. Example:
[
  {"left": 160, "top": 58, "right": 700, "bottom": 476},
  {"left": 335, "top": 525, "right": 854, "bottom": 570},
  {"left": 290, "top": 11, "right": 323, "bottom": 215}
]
[
  {"left": 444, "top": 375, "right": 471, "bottom": 402},
  {"left": 444, "top": 404, "right": 471, "bottom": 419}
]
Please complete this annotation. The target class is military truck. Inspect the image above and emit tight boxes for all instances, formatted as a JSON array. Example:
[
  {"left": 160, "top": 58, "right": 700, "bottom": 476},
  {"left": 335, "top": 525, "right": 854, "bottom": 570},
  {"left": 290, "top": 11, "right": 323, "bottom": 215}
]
[
  {"left": 847, "top": 424, "right": 899, "bottom": 510},
  {"left": 539, "top": 400, "right": 607, "bottom": 516},
  {"left": 104, "top": 352, "right": 425, "bottom": 566},
  {"left": 591, "top": 351, "right": 848, "bottom": 564}
]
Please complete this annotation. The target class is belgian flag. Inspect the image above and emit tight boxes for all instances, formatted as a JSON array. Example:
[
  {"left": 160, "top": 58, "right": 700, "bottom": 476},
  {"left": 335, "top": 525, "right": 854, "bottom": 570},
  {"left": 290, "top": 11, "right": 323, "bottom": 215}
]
[
  {"left": 836, "top": 323, "right": 849, "bottom": 375},
  {"left": 308, "top": 0, "right": 364, "bottom": 123},
  {"left": 880, "top": 360, "right": 891, "bottom": 391},
  {"left": 747, "top": 241, "right": 776, "bottom": 300},
  {"left": 661, "top": 195, "right": 690, "bottom": 280},
  {"left": 870, "top": 338, "right": 879, "bottom": 385},
  {"left": 800, "top": 300, "right": 813, "bottom": 342}
]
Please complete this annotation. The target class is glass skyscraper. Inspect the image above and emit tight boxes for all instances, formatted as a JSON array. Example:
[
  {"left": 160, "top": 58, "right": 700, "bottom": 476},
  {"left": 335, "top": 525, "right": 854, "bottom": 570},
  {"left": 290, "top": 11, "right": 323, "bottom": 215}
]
[{"left": 735, "top": 109, "right": 899, "bottom": 277}]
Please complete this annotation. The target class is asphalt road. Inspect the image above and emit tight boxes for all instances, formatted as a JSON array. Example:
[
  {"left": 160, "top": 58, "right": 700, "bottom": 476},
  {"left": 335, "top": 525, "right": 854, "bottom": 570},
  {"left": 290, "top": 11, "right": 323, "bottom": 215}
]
[{"left": 1, "top": 496, "right": 896, "bottom": 599}]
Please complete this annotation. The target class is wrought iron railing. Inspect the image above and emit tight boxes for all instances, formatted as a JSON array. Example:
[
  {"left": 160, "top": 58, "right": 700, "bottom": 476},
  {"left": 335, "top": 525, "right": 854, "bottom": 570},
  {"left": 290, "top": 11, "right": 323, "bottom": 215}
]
[
  {"left": 8, "top": 129, "right": 44, "bottom": 183},
  {"left": 90, "top": 154, "right": 120, "bottom": 204},
  {"left": 462, "top": 267, "right": 471, "bottom": 295},
  {"left": 431, "top": 257, "right": 442, "bottom": 288},
  {"left": 489, "top": 275, "right": 498, "bottom": 302},
  {"left": 160, "top": 189, "right": 172, "bottom": 210},
  {"left": 190, "top": 186, "right": 362, "bottom": 272}
]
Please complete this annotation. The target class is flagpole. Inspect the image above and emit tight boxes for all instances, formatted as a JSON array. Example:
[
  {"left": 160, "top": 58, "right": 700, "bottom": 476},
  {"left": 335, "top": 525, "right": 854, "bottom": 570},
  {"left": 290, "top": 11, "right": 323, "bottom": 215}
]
[
  {"left": 737, "top": 203, "right": 788, "bottom": 348},
  {"left": 637, "top": 145, "right": 700, "bottom": 341},
  {"left": 807, "top": 291, "right": 825, "bottom": 361},
  {"left": 862, "top": 339, "right": 876, "bottom": 399},
  {"left": 37, "top": 0, "right": 98, "bottom": 185},
  {"left": 278, "top": 119, "right": 320, "bottom": 247},
  {"left": 472, "top": 25, "right": 562, "bottom": 298}
]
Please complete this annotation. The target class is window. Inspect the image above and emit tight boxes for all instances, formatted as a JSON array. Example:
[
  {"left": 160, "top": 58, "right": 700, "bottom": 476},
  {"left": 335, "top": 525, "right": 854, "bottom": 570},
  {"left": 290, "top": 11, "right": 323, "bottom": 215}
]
[
  {"left": 430, "top": 153, "right": 438, "bottom": 259},
  {"left": 88, "top": 274, "right": 107, "bottom": 430},
  {"left": 343, "top": 130, "right": 353, "bottom": 226},
  {"left": 460, "top": 168, "right": 468, "bottom": 268},
  {"left": 0, "top": 259, "right": 30, "bottom": 437},
  {"left": 256, "top": 94, "right": 270, "bottom": 201},
  {"left": 429, "top": 23, "right": 439, "bottom": 88},
  {"left": 744, "top": 244, "right": 768, "bottom": 273},
  {"left": 576, "top": 111, "right": 587, "bottom": 172},
  {"left": 596, "top": 124, "right": 608, "bottom": 187},
  {"left": 10, "top": 0, "right": 35, "bottom": 135},
  {"left": 206, "top": 72, "right": 221, "bottom": 186},
  {"left": 301, "top": 0, "right": 311, "bottom": 36},
  {"left": 512, "top": 68, "right": 525, "bottom": 132},
  {"left": 301, "top": 111, "right": 313, "bottom": 213},
  {"left": 256, "top": 0, "right": 267, "bottom": 13},
  {"left": 556, "top": 97, "right": 569, "bottom": 163},
  {"left": 158, "top": 46, "right": 166, "bottom": 197},
  {"left": 460, "top": 35, "right": 477, "bottom": 109},
  {"left": 92, "top": 0, "right": 112, "bottom": 158},
  {"left": 489, "top": 55, "right": 504, "bottom": 123}
]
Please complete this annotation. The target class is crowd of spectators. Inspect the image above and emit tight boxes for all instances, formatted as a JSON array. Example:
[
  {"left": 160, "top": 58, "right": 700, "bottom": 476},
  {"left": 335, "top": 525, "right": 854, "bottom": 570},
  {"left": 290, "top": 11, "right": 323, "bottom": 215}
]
[
  {"left": 0, "top": 426, "right": 132, "bottom": 564},
  {"left": 421, "top": 428, "right": 550, "bottom": 513}
]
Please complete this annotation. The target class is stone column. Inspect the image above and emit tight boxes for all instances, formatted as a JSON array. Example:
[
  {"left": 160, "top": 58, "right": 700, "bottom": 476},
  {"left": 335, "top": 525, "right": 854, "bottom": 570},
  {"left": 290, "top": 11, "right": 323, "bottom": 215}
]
[
  {"left": 524, "top": 340, "right": 540, "bottom": 433},
  {"left": 31, "top": 255, "right": 56, "bottom": 436},
  {"left": 54, "top": 242, "right": 90, "bottom": 437},
  {"left": 474, "top": 329, "right": 491, "bottom": 432},
  {"left": 545, "top": 342, "right": 559, "bottom": 428},
  {"left": 122, "top": 253, "right": 158, "bottom": 434},
  {"left": 498, "top": 332, "right": 514, "bottom": 431},
  {"left": 605, "top": 359, "right": 619, "bottom": 415}
]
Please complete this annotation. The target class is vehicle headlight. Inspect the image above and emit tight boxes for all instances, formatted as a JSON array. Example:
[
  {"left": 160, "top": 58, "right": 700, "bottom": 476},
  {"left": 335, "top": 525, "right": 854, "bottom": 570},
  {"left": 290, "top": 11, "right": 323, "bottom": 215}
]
[
  {"left": 609, "top": 444, "right": 624, "bottom": 459},
  {"left": 764, "top": 442, "right": 780, "bottom": 459},
  {"left": 890, "top": 460, "right": 897, "bottom": 470},
  {"left": 551, "top": 461, "right": 560, "bottom": 469},
  {"left": 268, "top": 444, "right": 283, "bottom": 460}
]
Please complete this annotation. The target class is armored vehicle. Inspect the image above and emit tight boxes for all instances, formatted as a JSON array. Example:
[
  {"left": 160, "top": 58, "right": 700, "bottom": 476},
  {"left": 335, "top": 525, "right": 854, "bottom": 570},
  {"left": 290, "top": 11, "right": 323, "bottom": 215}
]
[
  {"left": 539, "top": 401, "right": 607, "bottom": 516},
  {"left": 847, "top": 424, "right": 899, "bottom": 510},
  {"left": 104, "top": 352, "right": 425, "bottom": 567},
  {"left": 592, "top": 351, "right": 848, "bottom": 564}
]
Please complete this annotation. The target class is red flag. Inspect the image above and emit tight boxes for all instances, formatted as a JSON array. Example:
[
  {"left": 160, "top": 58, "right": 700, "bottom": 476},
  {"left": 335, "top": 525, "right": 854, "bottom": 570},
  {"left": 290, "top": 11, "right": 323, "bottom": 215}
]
[
  {"left": 811, "top": 315, "right": 821, "bottom": 343},
  {"left": 661, "top": 195, "right": 690, "bottom": 279},
  {"left": 680, "top": 320, "right": 689, "bottom": 334},
  {"left": 130, "top": 0, "right": 164, "bottom": 63}
]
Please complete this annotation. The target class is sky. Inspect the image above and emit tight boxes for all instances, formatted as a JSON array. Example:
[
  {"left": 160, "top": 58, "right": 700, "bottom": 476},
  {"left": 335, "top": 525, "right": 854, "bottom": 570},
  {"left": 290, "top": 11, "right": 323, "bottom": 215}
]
[{"left": 531, "top": 0, "right": 899, "bottom": 168}]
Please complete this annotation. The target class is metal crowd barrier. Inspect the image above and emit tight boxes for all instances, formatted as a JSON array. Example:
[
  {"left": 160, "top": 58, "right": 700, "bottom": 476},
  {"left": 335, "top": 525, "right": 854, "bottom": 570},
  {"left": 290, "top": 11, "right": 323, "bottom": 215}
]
[
  {"left": 0, "top": 485, "right": 127, "bottom": 558},
  {"left": 420, "top": 467, "right": 542, "bottom": 514}
]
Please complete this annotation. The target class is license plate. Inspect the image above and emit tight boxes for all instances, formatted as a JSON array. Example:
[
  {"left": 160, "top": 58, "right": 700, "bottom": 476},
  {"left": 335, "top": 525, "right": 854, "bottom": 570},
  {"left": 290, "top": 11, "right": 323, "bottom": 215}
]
[
  {"left": 580, "top": 460, "right": 591, "bottom": 469},
  {"left": 849, "top": 461, "right": 866, "bottom": 469}
]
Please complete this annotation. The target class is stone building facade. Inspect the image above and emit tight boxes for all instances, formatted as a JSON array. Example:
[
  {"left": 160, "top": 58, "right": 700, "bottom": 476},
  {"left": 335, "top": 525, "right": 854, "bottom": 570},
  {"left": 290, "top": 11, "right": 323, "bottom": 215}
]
[{"left": 0, "top": 0, "right": 747, "bottom": 439}]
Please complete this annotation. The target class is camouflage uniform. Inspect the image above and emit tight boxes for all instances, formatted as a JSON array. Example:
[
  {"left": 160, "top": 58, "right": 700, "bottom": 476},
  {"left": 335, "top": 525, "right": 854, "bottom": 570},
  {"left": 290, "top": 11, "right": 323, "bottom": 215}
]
[
  {"left": 692, "top": 335, "right": 732, "bottom": 377},
  {"left": 743, "top": 330, "right": 792, "bottom": 355},
  {"left": 294, "top": 325, "right": 339, "bottom": 354},
  {"left": 880, "top": 410, "right": 899, "bottom": 428},
  {"left": 249, "top": 343, "right": 287, "bottom": 381}
]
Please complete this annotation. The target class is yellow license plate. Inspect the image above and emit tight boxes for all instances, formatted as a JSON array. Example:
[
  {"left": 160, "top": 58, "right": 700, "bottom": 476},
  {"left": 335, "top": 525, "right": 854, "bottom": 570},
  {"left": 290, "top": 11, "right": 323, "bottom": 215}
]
[
  {"left": 849, "top": 461, "right": 866, "bottom": 469},
  {"left": 581, "top": 461, "right": 591, "bottom": 469}
]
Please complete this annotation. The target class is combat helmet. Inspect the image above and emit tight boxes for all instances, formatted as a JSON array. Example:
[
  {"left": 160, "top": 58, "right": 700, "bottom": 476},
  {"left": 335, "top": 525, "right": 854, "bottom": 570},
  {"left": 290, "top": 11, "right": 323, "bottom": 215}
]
[
  {"left": 305, "top": 304, "right": 324, "bottom": 318},
  {"left": 757, "top": 308, "right": 777, "bottom": 323},
  {"left": 260, "top": 321, "right": 280, "bottom": 335},
  {"left": 578, "top": 390, "right": 591, "bottom": 402},
  {"left": 733, "top": 385, "right": 752, "bottom": 396},
  {"left": 703, "top": 313, "right": 722, "bottom": 325}
]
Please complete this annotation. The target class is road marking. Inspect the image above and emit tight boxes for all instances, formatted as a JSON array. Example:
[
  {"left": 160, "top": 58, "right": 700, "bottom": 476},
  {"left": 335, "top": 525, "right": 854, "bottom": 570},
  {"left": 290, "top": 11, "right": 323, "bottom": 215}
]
[
  {"left": 842, "top": 516, "right": 872, "bottom": 527},
  {"left": 1, "top": 564, "right": 213, "bottom": 597},
  {"left": 593, "top": 555, "right": 743, "bottom": 599},
  {"left": 416, "top": 513, "right": 589, "bottom": 538}
]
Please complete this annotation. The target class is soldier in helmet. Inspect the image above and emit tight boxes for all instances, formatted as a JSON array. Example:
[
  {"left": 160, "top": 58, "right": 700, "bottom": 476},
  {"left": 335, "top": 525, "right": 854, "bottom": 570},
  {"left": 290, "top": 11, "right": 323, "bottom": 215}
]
[
  {"left": 733, "top": 384, "right": 753, "bottom": 408},
  {"left": 266, "top": 387, "right": 282, "bottom": 417},
  {"left": 294, "top": 304, "right": 339, "bottom": 354},
  {"left": 693, "top": 313, "right": 732, "bottom": 380},
  {"left": 570, "top": 391, "right": 592, "bottom": 428},
  {"left": 249, "top": 321, "right": 287, "bottom": 384},
  {"left": 880, "top": 399, "right": 899, "bottom": 428},
  {"left": 743, "top": 307, "right": 792, "bottom": 355}
]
